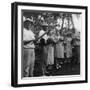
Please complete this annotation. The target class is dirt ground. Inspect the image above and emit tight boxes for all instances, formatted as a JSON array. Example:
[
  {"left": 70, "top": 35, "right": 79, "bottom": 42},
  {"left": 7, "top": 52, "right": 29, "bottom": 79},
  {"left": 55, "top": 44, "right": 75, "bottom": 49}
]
[{"left": 33, "top": 48, "right": 80, "bottom": 77}]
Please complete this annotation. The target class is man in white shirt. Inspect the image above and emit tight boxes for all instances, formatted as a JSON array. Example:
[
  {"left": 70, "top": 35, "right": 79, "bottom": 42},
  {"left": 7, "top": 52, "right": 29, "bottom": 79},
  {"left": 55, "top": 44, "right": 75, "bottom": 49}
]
[
  {"left": 39, "top": 29, "right": 48, "bottom": 42},
  {"left": 23, "top": 20, "right": 35, "bottom": 77}
]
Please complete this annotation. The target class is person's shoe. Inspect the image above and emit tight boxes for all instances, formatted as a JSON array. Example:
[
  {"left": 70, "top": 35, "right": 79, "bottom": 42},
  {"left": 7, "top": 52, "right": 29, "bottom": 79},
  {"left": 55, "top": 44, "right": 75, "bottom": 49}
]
[
  {"left": 56, "top": 64, "right": 61, "bottom": 69},
  {"left": 24, "top": 66, "right": 29, "bottom": 77}
]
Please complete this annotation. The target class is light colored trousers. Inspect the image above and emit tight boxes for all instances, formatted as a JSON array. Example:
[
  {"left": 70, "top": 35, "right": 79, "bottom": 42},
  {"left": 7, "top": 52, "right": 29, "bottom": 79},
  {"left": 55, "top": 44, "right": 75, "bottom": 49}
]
[{"left": 22, "top": 48, "right": 35, "bottom": 77}]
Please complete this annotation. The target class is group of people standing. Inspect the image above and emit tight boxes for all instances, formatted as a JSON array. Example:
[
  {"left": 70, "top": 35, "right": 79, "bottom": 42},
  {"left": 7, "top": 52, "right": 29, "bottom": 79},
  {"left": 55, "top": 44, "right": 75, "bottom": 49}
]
[{"left": 22, "top": 19, "right": 80, "bottom": 77}]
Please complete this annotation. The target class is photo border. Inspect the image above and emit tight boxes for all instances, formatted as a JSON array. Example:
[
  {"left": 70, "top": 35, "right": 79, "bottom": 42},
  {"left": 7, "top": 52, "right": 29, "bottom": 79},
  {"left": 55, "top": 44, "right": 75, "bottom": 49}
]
[{"left": 11, "top": 2, "right": 88, "bottom": 87}]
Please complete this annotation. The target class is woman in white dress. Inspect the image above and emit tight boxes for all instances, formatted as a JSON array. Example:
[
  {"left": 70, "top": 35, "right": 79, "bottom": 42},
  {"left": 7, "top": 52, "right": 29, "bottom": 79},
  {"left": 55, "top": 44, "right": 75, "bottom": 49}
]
[
  {"left": 54, "top": 31, "right": 64, "bottom": 69},
  {"left": 47, "top": 31, "right": 55, "bottom": 66}
]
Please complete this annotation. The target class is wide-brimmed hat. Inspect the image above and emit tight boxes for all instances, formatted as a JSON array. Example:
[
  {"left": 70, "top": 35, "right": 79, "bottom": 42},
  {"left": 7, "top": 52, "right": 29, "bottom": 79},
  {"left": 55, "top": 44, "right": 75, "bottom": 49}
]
[
  {"left": 24, "top": 19, "right": 34, "bottom": 29},
  {"left": 25, "top": 18, "right": 34, "bottom": 24}
]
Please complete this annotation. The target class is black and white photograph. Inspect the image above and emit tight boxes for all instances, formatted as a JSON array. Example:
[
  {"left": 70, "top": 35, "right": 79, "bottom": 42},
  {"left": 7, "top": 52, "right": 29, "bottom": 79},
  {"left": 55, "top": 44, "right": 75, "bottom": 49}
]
[
  {"left": 22, "top": 11, "right": 81, "bottom": 77},
  {"left": 11, "top": 2, "right": 88, "bottom": 87}
]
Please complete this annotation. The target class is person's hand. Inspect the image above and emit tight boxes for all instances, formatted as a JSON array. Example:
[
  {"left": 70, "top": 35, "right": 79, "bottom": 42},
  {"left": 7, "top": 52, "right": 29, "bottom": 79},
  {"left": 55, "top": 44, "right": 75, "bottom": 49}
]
[{"left": 33, "top": 40, "right": 37, "bottom": 44}]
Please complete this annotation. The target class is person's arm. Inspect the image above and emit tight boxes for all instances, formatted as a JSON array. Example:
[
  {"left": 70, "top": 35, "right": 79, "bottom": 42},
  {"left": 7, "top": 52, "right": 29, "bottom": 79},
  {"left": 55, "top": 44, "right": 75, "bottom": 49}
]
[{"left": 23, "top": 40, "right": 35, "bottom": 45}]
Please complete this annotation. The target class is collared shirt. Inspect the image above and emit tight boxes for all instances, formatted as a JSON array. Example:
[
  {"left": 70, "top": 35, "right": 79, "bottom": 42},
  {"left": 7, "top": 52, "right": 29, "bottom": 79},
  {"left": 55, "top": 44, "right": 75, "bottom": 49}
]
[
  {"left": 39, "top": 30, "right": 48, "bottom": 43},
  {"left": 23, "top": 28, "right": 35, "bottom": 48}
]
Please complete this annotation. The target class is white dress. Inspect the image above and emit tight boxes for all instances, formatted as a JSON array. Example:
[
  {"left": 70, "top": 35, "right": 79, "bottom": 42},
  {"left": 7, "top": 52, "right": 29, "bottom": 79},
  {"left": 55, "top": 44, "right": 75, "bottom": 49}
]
[
  {"left": 54, "top": 36, "right": 64, "bottom": 58},
  {"left": 47, "top": 44, "right": 54, "bottom": 65},
  {"left": 47, "top": 35, "right": 54, "bottom": 65},
  {"left": 54, "top": 42, "right": 64, "bottom": 58}
]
